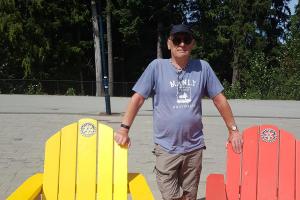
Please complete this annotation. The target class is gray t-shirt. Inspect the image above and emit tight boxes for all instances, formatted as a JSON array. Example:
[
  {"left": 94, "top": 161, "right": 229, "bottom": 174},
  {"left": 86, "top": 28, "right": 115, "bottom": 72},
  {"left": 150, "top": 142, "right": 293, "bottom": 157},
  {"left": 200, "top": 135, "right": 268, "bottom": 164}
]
[{"left": 133, "top": 58, "right": 224, "bottom": 153}]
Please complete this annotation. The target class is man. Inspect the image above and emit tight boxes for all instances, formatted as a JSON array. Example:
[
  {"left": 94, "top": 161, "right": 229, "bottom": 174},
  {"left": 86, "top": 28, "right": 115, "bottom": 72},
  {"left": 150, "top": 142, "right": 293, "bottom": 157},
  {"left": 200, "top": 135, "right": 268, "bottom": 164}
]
[{"left": 114, "top": 24, "right": 243, "bottom": 200}]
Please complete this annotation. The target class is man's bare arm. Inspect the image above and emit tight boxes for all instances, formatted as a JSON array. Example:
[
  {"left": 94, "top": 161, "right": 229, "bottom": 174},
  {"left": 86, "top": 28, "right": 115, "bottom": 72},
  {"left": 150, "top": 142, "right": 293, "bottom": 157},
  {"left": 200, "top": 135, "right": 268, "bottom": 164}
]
[
  {"left": 114, "top": 92, "right": 145, "bottom": 146},
  {"left": 212, "top": 93, "right": 243, "bottom": 153}
]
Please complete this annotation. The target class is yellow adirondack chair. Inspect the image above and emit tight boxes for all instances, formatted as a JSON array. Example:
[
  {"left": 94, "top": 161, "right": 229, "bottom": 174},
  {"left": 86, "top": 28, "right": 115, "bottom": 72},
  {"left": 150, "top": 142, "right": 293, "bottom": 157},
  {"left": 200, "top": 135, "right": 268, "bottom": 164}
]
[{"left": 7, "top": 118, "right": 154, "bottom": 200}]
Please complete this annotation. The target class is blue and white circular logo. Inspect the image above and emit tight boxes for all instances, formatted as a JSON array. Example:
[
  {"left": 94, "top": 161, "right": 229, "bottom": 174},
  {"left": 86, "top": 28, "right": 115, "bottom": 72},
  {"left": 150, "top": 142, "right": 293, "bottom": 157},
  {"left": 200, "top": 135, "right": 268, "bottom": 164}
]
[
  {"left": 80, "top": 122, "right": 96, "bottom": 137},
  {"left": 261, "top": 128, "right": 277, "bottom": 143}
]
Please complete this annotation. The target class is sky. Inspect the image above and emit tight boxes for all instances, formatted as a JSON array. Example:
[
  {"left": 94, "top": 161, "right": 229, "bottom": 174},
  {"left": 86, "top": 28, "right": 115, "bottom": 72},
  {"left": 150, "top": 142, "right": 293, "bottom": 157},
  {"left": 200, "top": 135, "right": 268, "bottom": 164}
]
[{"left": 289, "top": 0, "right": 298, "bottom": 14}]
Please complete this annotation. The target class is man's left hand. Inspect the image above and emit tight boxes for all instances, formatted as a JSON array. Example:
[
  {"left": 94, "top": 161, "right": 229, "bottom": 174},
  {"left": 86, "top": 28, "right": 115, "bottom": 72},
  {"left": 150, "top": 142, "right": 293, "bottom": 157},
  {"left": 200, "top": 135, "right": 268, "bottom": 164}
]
[{"left": 228, "top": 131, "right": 243, "bottom": 153}]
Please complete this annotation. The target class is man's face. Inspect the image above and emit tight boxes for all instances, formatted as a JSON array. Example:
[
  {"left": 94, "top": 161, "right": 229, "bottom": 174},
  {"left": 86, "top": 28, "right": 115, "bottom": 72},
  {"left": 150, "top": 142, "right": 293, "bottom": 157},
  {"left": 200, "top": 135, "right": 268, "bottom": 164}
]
[{"left": 167, "top": 33, "right": 195, "bottom": 59}]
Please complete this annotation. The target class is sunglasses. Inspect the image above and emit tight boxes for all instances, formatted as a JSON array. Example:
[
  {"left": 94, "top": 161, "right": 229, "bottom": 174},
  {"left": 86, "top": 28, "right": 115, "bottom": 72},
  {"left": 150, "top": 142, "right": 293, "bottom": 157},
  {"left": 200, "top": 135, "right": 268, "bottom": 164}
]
[{"left": 171, "top": 34, "right": 193, "bottom": 46}]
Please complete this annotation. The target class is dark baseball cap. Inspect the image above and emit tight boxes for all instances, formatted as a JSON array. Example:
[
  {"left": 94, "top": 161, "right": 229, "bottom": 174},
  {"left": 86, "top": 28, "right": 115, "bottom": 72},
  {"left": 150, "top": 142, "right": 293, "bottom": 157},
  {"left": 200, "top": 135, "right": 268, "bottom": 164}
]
[{"left": 170, "top": 24, "right": 194, "bottom": 37}]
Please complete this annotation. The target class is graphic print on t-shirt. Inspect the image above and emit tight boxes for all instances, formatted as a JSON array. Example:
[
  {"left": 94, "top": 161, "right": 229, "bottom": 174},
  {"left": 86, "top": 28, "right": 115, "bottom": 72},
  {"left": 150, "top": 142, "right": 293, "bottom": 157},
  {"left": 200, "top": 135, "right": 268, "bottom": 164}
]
[{"left": 177, "top": 84, "right": 191, "bottom": 103}]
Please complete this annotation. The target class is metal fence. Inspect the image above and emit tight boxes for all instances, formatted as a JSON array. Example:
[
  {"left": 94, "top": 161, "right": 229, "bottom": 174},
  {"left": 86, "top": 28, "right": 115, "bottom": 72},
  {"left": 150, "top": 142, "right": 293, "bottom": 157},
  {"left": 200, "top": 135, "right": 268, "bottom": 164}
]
[
  {"left": 0, "top": 79, "right": 136, "bottom": 97},
  {"left": 1, "top": 79, "right": 300, "bottom": 100}
]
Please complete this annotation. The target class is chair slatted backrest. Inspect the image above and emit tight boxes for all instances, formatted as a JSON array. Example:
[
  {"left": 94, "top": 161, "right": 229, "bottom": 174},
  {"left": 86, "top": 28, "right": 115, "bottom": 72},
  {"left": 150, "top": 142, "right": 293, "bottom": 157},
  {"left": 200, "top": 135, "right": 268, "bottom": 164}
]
[
  {"left": 42, "top": 118, "right": 127, "bottom": 200},
  {"left": 225, "top": 125, "right": 300, "bottom": 200}
]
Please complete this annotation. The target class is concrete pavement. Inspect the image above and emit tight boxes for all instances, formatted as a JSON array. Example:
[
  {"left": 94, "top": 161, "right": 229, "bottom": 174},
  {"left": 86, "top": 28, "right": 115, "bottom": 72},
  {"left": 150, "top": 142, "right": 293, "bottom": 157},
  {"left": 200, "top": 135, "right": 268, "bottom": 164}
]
[{"left": 0, "top": 94, "right": 300, "bottom": 199}]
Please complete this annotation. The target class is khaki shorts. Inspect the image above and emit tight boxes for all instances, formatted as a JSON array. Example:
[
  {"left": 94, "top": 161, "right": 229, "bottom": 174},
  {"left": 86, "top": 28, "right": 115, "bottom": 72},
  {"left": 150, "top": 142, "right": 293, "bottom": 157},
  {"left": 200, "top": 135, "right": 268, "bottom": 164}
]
[{"left": 153, "top": 144, "right": 203, "bottom": 200}]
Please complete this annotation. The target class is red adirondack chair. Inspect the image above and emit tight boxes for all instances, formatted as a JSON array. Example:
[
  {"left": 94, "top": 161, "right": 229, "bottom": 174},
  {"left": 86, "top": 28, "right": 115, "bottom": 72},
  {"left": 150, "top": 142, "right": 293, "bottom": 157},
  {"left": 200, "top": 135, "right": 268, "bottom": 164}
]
[{"left": 206, "top": 124, "right": 300, "bottom": 200}]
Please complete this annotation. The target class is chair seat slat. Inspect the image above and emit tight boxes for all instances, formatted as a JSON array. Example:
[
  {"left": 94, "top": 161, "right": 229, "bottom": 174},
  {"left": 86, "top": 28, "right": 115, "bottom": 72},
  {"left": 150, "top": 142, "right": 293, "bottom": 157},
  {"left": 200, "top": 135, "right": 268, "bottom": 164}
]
[
  {"left": 76, "top": 119, "right": 98, "bottom": 200},
  {"left": 240, "top": 126, "right": 259, "bottom": 200},
  {"left": 226, "top": 143, "right": 241, "bottom": 200},
  {"left": 43, "top": 132, "right": 61, "bottom": 200},
  {"left": 296, "top": 141, "right": 300, "bottom": 200},
  {"left": 278, "top": 129, "right": 296, "bottom": 200},
  {"left": 97, "top": 123, "right": 114, "bottom": 200},
  {"left": 113, "top": 142, "right": 128, "bottom": 200},
  {"left": 256, "top": 125, "right": 279, "bottom": 200},
  {"left": 58, "top": 123, "right": 78, "bottom": 200}
]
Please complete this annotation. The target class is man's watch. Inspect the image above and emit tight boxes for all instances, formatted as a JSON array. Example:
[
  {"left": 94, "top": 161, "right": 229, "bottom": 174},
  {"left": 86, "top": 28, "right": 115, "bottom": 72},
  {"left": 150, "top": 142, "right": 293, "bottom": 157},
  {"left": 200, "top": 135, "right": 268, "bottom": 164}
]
[
  {"left": 121, "top": 123, "right": 130, "bottom": 130},
  {"left": 229, "top": 125, "right": 238, "bottom": 132}
]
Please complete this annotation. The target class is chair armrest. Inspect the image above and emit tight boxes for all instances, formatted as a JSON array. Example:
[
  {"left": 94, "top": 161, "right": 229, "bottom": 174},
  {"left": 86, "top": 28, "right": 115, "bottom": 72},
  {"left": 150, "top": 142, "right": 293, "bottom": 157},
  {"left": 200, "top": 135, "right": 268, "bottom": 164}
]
[
  {"left": 206, "top": 174, "right": 227, "bottom": 200},
  {"left": 128, "top": 173, "right": 154, "bottom": 200},
  {"left": 7, "top": 173, "right": 43, "bottom": 200}
]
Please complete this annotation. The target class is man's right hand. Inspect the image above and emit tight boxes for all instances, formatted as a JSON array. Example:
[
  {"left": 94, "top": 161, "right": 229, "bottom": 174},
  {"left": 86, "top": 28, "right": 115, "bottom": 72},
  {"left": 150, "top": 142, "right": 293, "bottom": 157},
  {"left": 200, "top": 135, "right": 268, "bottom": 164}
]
[{"left": 114, "top": 129, "right": 131, "bottom": 147}]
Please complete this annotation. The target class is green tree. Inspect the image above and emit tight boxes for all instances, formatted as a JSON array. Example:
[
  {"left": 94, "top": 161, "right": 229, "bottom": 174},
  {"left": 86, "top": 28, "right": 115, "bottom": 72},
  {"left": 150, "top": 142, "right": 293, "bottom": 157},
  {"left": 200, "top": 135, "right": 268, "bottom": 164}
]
[
  {"left": 255, "top": 0, "right": 291, "bottom": 68},
  {"left": 0, "top": 0, "right": 93, "bottom": 94},
  {"left": 110, "top": 0, "right": 187, "bottom": 86},
  {"left": 282, "top": 3, "right": 300, "bottom": 73},
  {"left": 192, "top": 0, "right": 291, "bottom": 85},
  {"left": 277, "top": 4, "right": 300, "bottom": 99},
  {"left": 192, "top": 0, "right": 257, "bottom": 84}
]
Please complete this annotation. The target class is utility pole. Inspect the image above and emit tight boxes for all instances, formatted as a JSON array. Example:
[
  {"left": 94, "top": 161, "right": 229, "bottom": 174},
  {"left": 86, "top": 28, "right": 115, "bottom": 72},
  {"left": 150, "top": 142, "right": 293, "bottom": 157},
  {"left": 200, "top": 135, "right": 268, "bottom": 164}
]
[{"left": 98, "top": 2, "right": 111, "bottom": 115}]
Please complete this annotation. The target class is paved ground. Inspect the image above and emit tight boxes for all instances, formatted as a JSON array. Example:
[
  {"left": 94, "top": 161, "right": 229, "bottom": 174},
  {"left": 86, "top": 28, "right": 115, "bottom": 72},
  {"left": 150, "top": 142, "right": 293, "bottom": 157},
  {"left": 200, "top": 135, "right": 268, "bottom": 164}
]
[{"left": 0, "top": 94, "right": 299, "bottom": 199}]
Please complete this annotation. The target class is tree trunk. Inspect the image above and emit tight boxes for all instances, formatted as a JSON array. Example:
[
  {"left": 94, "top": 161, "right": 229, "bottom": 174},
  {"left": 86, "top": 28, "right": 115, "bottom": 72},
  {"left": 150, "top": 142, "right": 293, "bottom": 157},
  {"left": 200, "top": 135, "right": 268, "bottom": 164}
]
[
  {"left": 231, "top": 46, "right": 240, "bottom": 85},
  {"left": 91, "top": 0, "right": 103, "bottom": 96},
  {"left": 106, "top": 0, "right": 113, "bottom": 96},
  {"left": 157, "top": 22, "right": 163, "bottom": 58}
]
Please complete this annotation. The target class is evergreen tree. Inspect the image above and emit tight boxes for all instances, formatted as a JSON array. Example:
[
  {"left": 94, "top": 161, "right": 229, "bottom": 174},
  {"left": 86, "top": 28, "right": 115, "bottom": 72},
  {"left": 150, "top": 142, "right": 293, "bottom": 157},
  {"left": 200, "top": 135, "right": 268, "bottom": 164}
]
[
  {"left": 0, "top": 0, "right": 93, "bottom": 94},
  {"left": 110, "top": 0, "right": 186, "bottom": 88},
  {"left": 278, "top": 3, "right": 300, "bottom": 99},
  {"left": 192, "top": 0, "right": 292, "bottom": 85}
]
